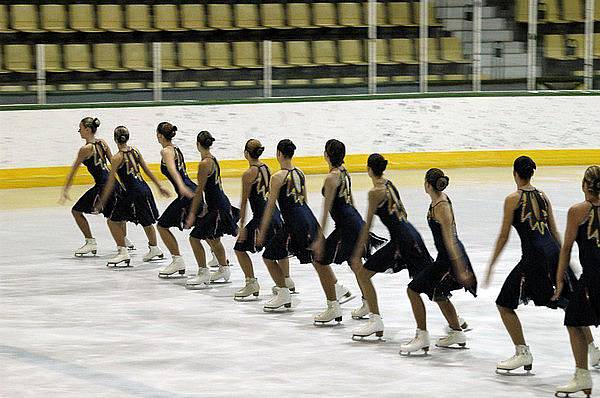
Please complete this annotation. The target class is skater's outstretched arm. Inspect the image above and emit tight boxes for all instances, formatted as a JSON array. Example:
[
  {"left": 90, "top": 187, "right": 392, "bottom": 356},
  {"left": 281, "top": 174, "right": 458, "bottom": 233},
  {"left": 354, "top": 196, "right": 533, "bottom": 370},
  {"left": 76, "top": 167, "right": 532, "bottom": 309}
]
[
  {"left": 237, "top": 167, "right": 257, "bottom": 242},
  {"left": 137, "top": 150, "right": 170, "bottom": 198},
  {"left": 435, "top": 202, "right": 475, "bottom": 288},
  {"left": 552, "top": 203, "right": 586, "bottom": 300},
  {"left": 161, "top": 146, "right": 193, "bottom": 198},
  {"left": 185, "top": 158, "right": 211, "bottom": 228},
  {"left": 484, "top": 192, "right": 519, "bottom": 287},
  {"left": 96, "top": 152, "right": 123, "bottom": 210},
  {"left": 313, "top": 172, "right": 339, "bottom": 258},
  {"left": 352, "top": 188, "right": 381, "bottom": 263},
  {"left": 256, "top": 171, "right": 284, "bottom": 247},
  {"left": 60, "top": 144, "right": 93, "bottom": 204}
]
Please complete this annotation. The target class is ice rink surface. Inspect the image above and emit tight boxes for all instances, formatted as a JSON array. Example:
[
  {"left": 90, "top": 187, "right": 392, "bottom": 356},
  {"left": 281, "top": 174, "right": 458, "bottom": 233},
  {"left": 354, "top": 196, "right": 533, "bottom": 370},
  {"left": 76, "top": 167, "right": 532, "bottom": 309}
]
[{"left": 1, "top": 166, "right": 597, "bottom": 397}]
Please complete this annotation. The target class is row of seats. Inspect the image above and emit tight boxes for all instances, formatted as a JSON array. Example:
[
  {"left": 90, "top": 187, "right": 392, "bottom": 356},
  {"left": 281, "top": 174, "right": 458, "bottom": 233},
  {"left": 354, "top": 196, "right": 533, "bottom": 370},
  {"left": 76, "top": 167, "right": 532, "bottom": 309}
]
[
  {"left": 516, "top": 0, "right": 600, "bottom": 23},
  {"left": 0, "top": 2, "right": 440, "bottom": 34},
  {"left": 544, "top": 33, "right": 600, "bottom": 60},
  {"left": 0, "top": 37, "right": 468, "bottom": 73}
]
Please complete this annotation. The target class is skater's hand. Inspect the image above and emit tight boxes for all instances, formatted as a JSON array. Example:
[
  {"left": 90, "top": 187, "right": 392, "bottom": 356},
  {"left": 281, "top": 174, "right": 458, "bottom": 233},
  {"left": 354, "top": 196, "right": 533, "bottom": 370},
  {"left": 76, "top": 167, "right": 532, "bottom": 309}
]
[
  {"left": 256, "top": 230, "right": 265, "bottom": 248},
  {"left": 311, "top": 237, "right": 325, "bottom": 261},
  {"left": 182, "top": 186, "right": 194, "bottom": 199},
  {"left": 159, "top": 185, "right": 171, "bottom": 198},
  {"left": 58, "top": 189, "right": 71, "bottom": 205},
  {"left": 482, "top": 267, "right": 493, "bottom": 289},
  {"left": 184, "top": 213, "right": 195, "bottom": 229},
  {"left": 551, "top": 279, "right": 564, "bottom": 301},
  {"left": 198, "top": 205, "right": 208, "bottom": 218},
  {"left": 237, "top": 227, "right": 248, "bottom": 243}
]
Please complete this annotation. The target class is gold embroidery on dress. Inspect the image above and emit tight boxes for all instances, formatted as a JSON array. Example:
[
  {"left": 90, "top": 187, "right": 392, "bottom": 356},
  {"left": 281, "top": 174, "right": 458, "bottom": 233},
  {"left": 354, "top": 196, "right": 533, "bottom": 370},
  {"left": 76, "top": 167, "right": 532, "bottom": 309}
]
[
  {"left": 385, "top": 182, "right": 407, "bottom": 221},
  {"left": 92, "top": 142, "right": 108, "bottom": 171},
  {"left": 338, "top": 171, "right": 352, "bottom": 205},
  {"left": 587, "top": 207, "right": 600, "bottom": 248},
  {"left": 124, "top": 150, "right": 142, "bottom": 179},
  {"left": 519, "top": 191, "right": 548, "bottom": 235},
  {"left": 286, "top": 169, "right": 305, "bottom": 204},
  {"left": 256, "top": 166, "right": 269, "bottom": 201}
]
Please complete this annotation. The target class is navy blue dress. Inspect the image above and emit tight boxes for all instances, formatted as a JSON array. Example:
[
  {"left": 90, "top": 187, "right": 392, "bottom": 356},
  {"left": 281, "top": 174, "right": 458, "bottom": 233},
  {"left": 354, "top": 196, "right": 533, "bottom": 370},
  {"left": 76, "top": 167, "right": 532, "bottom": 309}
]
[
  {"left": 72, "top": 140, "right": 118, "bottom": 218},
  {"left": 318, "top": 168, "right": 385, "bottom": 265},
  {"left": 496, "top": 189, "right": 575, "bottom": 309},
  {"left": 190, "top": 157, "right": 240, "bottom": 240},
  {"left": 109, "top": 148, "right": 160, "bottom": 227},
  {"left": 565, "top": 202, "right": 600, "bottom": 327},
  {"left": 263, "top": 168, "right": 318, "bottom": 264},
  {"left": 234, "top": 164, "right": 284, "bottom": 254},
  {"left": 157, "top": 146, "right": 197, "bottom": 230},
  {"left": 409, "top": 198, "right": 478, "bottom": 301},
  {"left": 363, "top": 180, "right": 432, "bottom": 277}
]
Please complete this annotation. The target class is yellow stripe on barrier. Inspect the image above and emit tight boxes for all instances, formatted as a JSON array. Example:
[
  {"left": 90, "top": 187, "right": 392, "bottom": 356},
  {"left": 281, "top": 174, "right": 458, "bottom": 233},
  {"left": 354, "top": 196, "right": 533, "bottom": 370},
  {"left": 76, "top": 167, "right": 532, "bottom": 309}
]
[{"left": 0, "top": 149, "right": 598, "bottom": 189}]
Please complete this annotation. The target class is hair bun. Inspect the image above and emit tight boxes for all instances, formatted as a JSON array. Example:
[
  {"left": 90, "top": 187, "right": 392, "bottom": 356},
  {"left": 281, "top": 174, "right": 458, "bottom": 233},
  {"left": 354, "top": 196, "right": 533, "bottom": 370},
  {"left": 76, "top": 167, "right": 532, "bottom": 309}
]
[
  {"left": 594, "top": 179, "right": 600, "bottom": 191},
  {"left": 93, "top": 118, "right": 101, "bottom": 127},
  {"left": 172, "top": 125, "right": 177, "bottom": 132},
  {"left": 255, "top": 146, "right": 265, "bottom": 157},
  {"left": 436, "top": 176, "right": 449, "bottom": 191}
]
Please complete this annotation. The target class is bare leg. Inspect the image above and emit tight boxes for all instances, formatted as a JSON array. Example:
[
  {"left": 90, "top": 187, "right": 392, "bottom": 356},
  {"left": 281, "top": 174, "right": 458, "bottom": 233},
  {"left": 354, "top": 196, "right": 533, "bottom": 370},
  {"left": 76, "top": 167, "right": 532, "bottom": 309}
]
[
  {"left": 235, "top": 250, "right": 254, "bottom": 279},
  {"left": 312, "top": 263, "right": 337, "bottom": 301},
  {"left": 158, "top": 226, "right": 180, "bottom": 256},
  {"left": 583, "top": 327, "right": 594, "bottom": 345},
  {"left": 436, "top": 299, "right": 461, "bottom": 330},
  {"left": 277, "top": 257, "right": 290, "bottom": 279},
  {"left": 264, "top": 258, "right": 285, "bottom": 287},
  {"left": 72, "top": 210, "right": 92, "bottom": 239},
  {"left": 354, "top": 264, "right": 380, "bottom": 315},
  {"left": 349, "top": 261, "right": 367, "bottom": 298},
  {"left": 107, "top": 220, "right": 126, "bottom": 247},
  {"left": 568, "top": 326, "right": 589, "bottom": 369},
  {"left": 407, "top": 288, "right": 427, "bottom": 330},
  {"left": 497, "top": 305, "right": 526, "bottom": 346},
  {"left": 189, "top": 236, "right": 206, "bottom": 268},
  {"left": 207, "top": 238, "right": 227, "bottom": 265},
  {"left": 143, "top": 225, "right": 157, "bottom": 246}
]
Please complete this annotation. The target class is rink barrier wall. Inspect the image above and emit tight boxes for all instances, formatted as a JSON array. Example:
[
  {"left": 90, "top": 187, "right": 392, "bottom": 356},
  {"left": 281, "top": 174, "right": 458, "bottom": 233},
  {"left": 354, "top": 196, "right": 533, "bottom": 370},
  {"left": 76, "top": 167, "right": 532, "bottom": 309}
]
[{"left": 1, "top": 148, "right": 598, "bottom": 189}]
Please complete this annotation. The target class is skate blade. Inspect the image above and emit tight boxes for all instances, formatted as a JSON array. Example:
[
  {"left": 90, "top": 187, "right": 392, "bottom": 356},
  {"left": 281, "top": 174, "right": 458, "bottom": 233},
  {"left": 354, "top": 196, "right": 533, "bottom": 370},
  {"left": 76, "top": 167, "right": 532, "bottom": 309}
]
[
  {"left": 74, "top": 252, "right": 97, "bottom": 257},
  {"left": 338, "top": 293, "right": 356, "bottom": 305},
  {"left": 106, "top": 262, "right": 131, "bottom": 268},
  {"left": 158, "top": 272, "right": 186, "bottom": 279},
  {"left": 399, "top": 348, "right": 429, "bottom": 356},
  {"left": 263, "top": 304, "right": 292, "bottom": 312},
  {"left": 351, "top": 315, "right": 368, "bottom": 320},
  {"left": 554, "top": 389, "right": 592, "bottom": 398},
  {"left": 234, "top": 295, "right": 259, "bottom": 302},
  {"left": 314, "top": 318, "right": 343, "bottom": 327},
  {"left": 352, "top": 332, "right": 384, "bottom": 341},
  {"left": 185, "top": 283, "right": 210, "bottom": 290},
  {"left": 495, "top": 368, "right": 534, "bottom": 377},
  {"left": 592, "top": 363, "right": 600, "bottom": 370},
  {"left": 209, "top": 280, "right": 232, "bottom": 284},
  {"left": 143, "top": 255, "right": 165, "bottom": 262},
  {"left": 435, "top": 343, "right": 468, "bottom": 350}
]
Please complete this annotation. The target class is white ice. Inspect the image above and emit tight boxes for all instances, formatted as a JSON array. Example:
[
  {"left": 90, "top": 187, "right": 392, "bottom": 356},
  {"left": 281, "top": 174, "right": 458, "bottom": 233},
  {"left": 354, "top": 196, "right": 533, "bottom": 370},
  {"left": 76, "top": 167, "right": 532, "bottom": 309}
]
[{"left": 1, "top": 166, "right": 597, "bottom": 397}]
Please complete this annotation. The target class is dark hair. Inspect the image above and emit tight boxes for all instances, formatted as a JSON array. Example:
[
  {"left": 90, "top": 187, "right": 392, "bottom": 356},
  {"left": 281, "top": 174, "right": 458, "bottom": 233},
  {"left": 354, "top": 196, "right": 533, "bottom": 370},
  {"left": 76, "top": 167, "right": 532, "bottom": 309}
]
[
  {"left": 245, "top": 139, "right": 265, "bottom": 159},
  {"left": 325, "top": 139, "right": 346, "bottom": 168},
  {"left": 114, "top": 126, "right": 130, "bottom": 144},
  {"left": 277, "top": 139, "right": 296, "bottom": 159},
  {"left": 425, "top": 168, "right": 450, "bottom": 191},
  {"left": 197, "top": 130, "right": 215, "bottom": 149},
  {"left": 157, "top": 122, "right": 177, "bottom": 140},
  {"left": 81, "top": 117, "right": 101, "bottom": 134},
  {"left": 367, "top": 153, "right": 388, "bottom": 177},
  {"left": 514, "top": 156, "right": 536, "bottom": 180},
  {"left": 584, "top": 165, "right": 600, "bottom": 195}
]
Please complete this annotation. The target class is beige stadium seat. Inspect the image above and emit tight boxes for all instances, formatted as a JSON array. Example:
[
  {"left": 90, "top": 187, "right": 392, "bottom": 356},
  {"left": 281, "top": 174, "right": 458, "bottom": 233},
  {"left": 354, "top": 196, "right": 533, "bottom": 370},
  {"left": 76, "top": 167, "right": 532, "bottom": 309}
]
[
  {"left": 98, "top": 5, "right": 131, "bottom": 32},
  {"left": 595, "top": 33, "right": 600, "bottom": 57},
  {"left": 425, "top": 38, "right": 449, "bottom": 64},
  {"left": 339, "top": 40, "right": 367, "bottom": 65},
  {"left": 540, "top": 0, "right": 567, "bottom": 23},
  {"left": 287, "top": 3, "right": 317, "bottom": 28},
  {"left": 441, "top": 37, "right": 470, "bottom": 63},
  {"left": 178, "top": 42, "right": 209, "bottom": 70},
  {"left": 233, "top": 42, "right": 261, "bottom": 68},
  {"left": 261, "top": 4, "right": 290, "bottom": 29},
  {"left": 161, "top": 43, "right": 184, "bottom": 71},
  {"left": 414, "top": 2, "right": 442, "bottom": 26},
  {"left": 44, "top": 44, "right": 68, "bottom": 72},
  {"left": 313, "top": 3, "right": 341, "bottom": 27},
  {"left": 389, "top": 2, "right": 416, "bottom": 26},
  {"left": 515, "top": 0, "right": 529, "bottom": 23},
  {"left": 287, "top": 41, "right": 317, "bottom": 67},
  {"left": 10, "top": 4, "right": 42, "bottom": 33},
  {"left": 234, "top": 4, "right": 262, "bottom": 29},
  {"left": 313, "top": 40, "right": 343, "bottom": 66},
  {"left": 126, "top": 5, "right": 158, "bottom": 32},
  {"left": 206, "top": 42, "right": 239, "bottom": 69},
  {"left": 390, "top": 39, "right": 418, "bottom": 64},
  {"left": 270, "top": 42, "right": 291, "bottom": 67},
  {"left": 93, "top": 44, "right": 127, "bottom": 72},
  {"left": 338, "top": 3, "right": 366, "bottom": 27},
  {"left": 596, "top": 0, "right": 600, "bottom": 20},
  {"left": 64, "top": 44, "right": 98, "bottom": 72},
  {"left": 376, "top": 39, "right": 396, "bottom": 65},
  {"left": 563, "top": 0, "right": 584, "bottom": 22},
  {"left": 181, "top": 5, "right": 212, "bottom": 31},
  {"left": 69, "top": 4, "right": 102, "bottom": 32},
  {"left": 543, "top": 34, "right": 570, "bottom": 60},
  {"left": 208, "top": 4, "right": 238, "bottom": 30},
  {"left": 0, "top": 5, "right": 14, "bottom": 33},
  {"left": 41, "top": 5, "right": 73, "bottom": 33},
  {"left": 154, "top": 5, "right": 185, "bottom": 31},
  {"left": 362, "top": 3, "right": 393, "bottom": 27},
  {"left": 567, "top": 34, "right": 585, "bottom": 59},
  {"left": 122, "top": 43, "right": 152, "bottom": 71}
]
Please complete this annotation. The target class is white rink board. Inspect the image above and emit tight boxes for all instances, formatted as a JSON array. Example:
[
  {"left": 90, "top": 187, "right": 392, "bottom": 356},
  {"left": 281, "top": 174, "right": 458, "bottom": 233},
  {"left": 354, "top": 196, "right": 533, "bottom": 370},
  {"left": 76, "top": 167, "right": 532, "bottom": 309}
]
[{"left": 1, "top": 95, "right": 599, "bottom": 169}]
